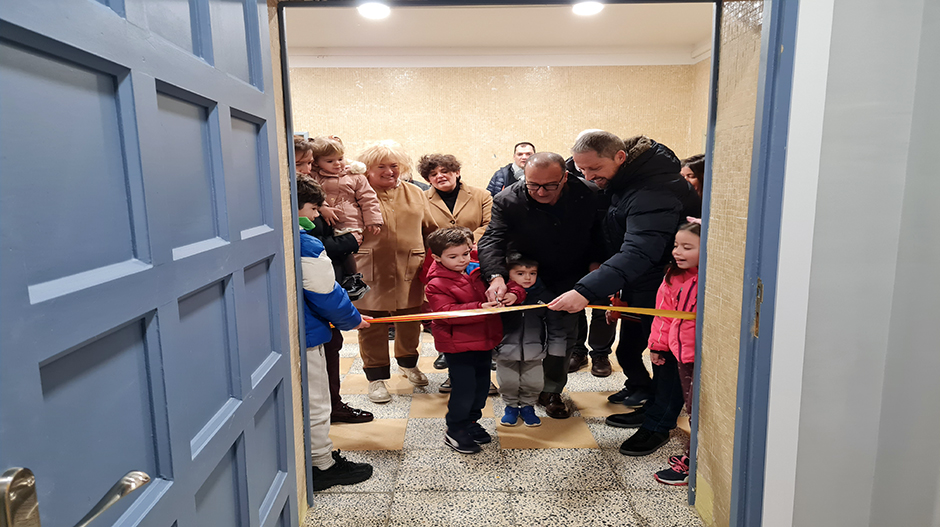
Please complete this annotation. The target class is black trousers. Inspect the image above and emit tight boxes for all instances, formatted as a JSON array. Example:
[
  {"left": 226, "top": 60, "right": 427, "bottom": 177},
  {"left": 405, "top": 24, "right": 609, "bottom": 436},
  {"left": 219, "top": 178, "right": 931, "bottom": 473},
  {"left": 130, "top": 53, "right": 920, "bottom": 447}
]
[
  {"left": 444, "top": 349, "right": 492, "bottom": 432},
  {"left": 615, "top": 289, "right": 658, "bottom": 393},
  {"left": 541, "top": 311, "right": 580, "bottom": 394},
  {"left": 323, "top": 326, "right": 343, "bottom": 411},
  {"left": 641, "top": 350, "right": 685, "bottom": 434},
  {"left": 572, "top": 308, "right": 617, "bottom": 358}
]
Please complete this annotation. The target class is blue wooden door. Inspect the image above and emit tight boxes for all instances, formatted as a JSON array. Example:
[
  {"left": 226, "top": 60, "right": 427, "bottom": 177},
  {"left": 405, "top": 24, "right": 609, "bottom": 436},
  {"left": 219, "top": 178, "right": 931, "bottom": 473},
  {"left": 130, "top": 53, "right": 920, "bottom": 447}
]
[{"left": 0, "top": 1, "right": 298, "bottom": 526}]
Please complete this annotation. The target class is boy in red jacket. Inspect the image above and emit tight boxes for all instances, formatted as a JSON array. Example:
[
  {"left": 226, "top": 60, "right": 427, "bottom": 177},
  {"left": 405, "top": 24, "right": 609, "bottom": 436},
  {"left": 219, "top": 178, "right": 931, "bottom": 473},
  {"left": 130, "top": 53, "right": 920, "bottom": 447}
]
[{"left": 425, "top": 227, "right": 525, "bottom": 454}]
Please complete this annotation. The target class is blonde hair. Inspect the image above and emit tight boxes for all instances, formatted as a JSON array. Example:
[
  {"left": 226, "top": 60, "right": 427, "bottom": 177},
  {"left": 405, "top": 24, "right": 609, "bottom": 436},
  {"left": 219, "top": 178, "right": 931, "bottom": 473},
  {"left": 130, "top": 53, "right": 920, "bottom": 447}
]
[
  {"left": 310, "top": 135, "right": 344, "bottom": 160},
  {"left": 357, "top": 140, "right": 413, "bottom": 178}
]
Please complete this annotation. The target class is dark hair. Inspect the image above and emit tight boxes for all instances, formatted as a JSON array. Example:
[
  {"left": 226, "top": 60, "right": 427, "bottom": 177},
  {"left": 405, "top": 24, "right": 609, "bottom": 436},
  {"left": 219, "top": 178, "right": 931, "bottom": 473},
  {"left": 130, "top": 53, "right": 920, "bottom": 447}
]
[
  {"left": 426, "top": 226, "right": 474, "bottom": 257},
  {"left": 682, "top": 154, "right": 705, "bottom": 179},
  {"left": 296, "top": 175, "right": 325, "bottom": 208},
  {"left": 664, "top": 222, "right": 701, "bottom": 283},
  {"left": 571, "top": 131, "right": 626, "bottom": 160},
  {"left": 514, "top": 142, "right": 536, "bottom": 153},
  {"left": 526, "top": 151, "right": 567, "bottom": 174},
  {"left": 507, "top": 252, "right": 539, "bottom": 270},
  {"left": 417, "top": 154, "right": 462, "bottom": 181},
  {"left": 294, "top": 136, "right": 312, "bottom": 156}
]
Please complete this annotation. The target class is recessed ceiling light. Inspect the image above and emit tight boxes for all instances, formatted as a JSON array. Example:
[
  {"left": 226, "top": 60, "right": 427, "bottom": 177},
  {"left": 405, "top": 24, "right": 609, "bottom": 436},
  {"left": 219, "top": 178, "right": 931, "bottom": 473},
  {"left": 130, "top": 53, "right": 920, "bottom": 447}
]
[
  {"left": 358, "top": 2, "right": 390, "bottom": 20},
  {"left": 572, "top": 2, "right": 604, "bottom": 16}
]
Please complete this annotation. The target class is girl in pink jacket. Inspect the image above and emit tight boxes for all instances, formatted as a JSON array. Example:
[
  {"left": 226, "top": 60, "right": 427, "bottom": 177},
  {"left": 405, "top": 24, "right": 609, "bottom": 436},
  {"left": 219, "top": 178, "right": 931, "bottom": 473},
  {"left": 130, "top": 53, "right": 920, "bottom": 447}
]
[{"left": 650, "top": 219, "right": 700, "bottom": 486}]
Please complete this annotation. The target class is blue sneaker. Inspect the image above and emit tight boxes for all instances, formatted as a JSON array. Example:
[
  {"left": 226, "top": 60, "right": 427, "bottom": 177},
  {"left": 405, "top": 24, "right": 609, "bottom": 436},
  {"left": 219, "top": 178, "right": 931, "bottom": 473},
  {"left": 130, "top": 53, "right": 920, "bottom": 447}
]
[
  {"left": 519, "top": 405, "right": 541, "bottom": 427},
  {"left": 501, "top": 406, "right": 521, "bottom": 427}
]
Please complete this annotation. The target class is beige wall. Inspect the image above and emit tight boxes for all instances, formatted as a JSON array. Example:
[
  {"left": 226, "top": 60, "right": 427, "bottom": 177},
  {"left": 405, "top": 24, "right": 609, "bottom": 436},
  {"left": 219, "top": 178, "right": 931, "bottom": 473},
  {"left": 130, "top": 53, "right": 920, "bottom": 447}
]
[
  {"left": 288, "top": 64, "right": 709, "bottom": 188},
  {"left": 695, "top": 2, "right": 763, "bottom": 526}
]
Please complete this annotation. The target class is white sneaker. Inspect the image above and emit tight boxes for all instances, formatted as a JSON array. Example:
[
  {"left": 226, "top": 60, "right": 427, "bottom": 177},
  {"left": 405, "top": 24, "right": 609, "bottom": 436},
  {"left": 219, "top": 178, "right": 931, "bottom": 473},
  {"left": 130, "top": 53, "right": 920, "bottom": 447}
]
[
  {"left": 368, "top": 380, "right": 391, "bottom": 403},
  {"left": 400, "top": 366, "right": 429, "bottom": 386}
]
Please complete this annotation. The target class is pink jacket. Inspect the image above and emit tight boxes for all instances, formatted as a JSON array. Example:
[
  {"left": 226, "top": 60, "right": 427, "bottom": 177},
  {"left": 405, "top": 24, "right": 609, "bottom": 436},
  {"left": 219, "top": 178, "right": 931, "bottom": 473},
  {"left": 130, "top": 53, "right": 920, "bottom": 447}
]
[
  {"left": 647, "top": 267, "right": 698, "bottom": 363},
  {"left": 312, "top": 171, "right": 383, "bottom": 232}
]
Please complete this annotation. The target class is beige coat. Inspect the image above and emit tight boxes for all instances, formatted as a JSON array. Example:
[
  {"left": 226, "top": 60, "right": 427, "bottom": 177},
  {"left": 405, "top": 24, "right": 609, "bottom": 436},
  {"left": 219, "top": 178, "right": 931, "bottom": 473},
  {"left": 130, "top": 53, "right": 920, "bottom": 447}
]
[
  {"left": 425, "top": 182, "right": 493, "bottom": 242},
  {"left": 353, "top": 181, "right": 437, "bottom": 311}
]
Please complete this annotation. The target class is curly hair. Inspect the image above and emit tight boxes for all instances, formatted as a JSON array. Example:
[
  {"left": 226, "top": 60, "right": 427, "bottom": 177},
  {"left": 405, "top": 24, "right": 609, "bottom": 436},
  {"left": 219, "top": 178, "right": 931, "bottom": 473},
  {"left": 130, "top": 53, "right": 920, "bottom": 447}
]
[{"left": 417, "top": 154, "right": 461, "bottom": 181}]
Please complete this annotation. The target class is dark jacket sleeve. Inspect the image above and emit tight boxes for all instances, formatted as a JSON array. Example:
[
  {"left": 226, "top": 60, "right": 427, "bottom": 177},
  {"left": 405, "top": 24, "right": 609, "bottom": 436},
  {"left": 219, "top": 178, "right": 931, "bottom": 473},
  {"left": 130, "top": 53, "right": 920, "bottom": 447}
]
[
  {"left": 486, "top": 165, "right": 510, "bottom": 197},
  {"left": 477, "top": 195, "right": 511, "bottom": 281},
  {"left": 574, "top": 188, "right": 683, "bottom": 300}
]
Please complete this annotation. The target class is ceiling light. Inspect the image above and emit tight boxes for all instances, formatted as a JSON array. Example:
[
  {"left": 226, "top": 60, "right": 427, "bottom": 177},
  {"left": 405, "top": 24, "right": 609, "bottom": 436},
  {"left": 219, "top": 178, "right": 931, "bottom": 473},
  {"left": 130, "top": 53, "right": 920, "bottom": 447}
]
[
  {"left": 572, "top": 2, "right": 604, "bottom": 16},
  {"left": 358, "top": 2, "right": 390, "bottom": 20}
]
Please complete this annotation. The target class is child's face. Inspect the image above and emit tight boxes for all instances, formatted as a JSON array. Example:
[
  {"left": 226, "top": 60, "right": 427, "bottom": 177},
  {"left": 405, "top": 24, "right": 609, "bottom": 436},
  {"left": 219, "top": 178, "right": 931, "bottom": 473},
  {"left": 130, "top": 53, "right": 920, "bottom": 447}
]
[
  {"left": 295, "top": 150, "right": 313, "bottom": 175},
  {"left": 433, "top": 244, "right": 472, "bottom": 273},
  {"left": 316, "top": 154, "right": 345, "bottom": 175},
  {"left": 673, "top": 230, "right": 700, "bottom": 269},
  {"left": 508, "top": 265, "right": 538, "bottom": 289},
  {"left": 299, "top": 202, "right": 320, "bottom": 222}
]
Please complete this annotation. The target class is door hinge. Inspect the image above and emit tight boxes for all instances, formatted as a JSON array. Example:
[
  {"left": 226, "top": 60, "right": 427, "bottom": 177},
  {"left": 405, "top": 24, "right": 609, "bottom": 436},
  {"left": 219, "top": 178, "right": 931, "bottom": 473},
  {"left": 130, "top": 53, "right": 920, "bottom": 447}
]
[{"left": 752, "top": 278, "right": 763, "bottom": 338}]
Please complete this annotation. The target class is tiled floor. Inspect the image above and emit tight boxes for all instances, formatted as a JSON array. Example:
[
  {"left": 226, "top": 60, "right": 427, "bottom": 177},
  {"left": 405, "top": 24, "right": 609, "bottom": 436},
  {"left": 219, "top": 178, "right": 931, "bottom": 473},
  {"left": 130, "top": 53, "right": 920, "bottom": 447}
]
[{"left": 304, "top": 331, "right": 703, "bottom": 527}]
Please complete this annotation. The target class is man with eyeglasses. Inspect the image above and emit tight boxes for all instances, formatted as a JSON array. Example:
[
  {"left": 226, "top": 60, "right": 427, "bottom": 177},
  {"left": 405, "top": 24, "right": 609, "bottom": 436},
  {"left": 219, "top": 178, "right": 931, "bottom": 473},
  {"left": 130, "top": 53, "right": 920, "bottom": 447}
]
[{"left": 478, "top": 152, "right": 606, "bottom": 419}]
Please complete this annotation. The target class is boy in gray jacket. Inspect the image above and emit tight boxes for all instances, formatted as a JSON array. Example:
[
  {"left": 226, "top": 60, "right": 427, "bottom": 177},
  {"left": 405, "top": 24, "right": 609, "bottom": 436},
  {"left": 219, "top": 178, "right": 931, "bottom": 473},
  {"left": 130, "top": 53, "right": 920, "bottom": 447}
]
[{"left": 496, "top": 254, "right": 568, "bottom": 427}]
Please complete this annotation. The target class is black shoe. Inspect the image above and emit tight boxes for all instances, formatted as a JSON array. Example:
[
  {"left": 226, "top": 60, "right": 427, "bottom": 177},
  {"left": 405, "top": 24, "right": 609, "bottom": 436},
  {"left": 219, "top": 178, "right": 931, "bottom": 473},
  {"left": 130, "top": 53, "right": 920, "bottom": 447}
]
[
  {"left": 433, "top": 353, "right": 448, "bottom": 370},
  {"left": 330, "top": 403, "right": 374, "bottom": 424},
  {"left": 537, "top": 391, "right": 552, "bottom": 407},
  {"left": 491, "top": 358, "right": 497, "bottom": 371},
  {"left": 619, "top": 428, "right": 670, "bottom": 456},
  {"left": 467, "top": 422, "right": 492, "bottom": 444},
  {"left": 388, "top": 326, "right": 395, "bottom": 340},
  {"left": 312, "top": 451, "right": 374, "bottom": 491},
  {"left": 607, "top": 387, "right": 631, "bottom": 404},
  {"left": 545, "top": 393, "right": 571, "bottom": 419},
  {"left": 444, "top": 428, "right": 481, "bottom": 454},
  {"left": 622, "top": 390, "right": 651, "bottom": 408},
  {"left": 605, "top": 409, "right": 646, "bottom": 429},
  {"left": 591, "top": 355, "right": 612, "bottom": 377},
  {"left": 439, "top": 376, "right": 451, "bottom": 393},
  {"left": 568, "top": 353, "right": 589, "bottom": 373},
  {"left": 340, "top": 273, "right": 370, "bottom": 301}
]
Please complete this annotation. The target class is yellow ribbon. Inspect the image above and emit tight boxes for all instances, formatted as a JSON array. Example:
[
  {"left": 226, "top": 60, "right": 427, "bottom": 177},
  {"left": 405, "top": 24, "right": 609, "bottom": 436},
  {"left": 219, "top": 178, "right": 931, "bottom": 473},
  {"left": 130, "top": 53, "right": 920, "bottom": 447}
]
[{"left": 366, "top": 303, "right": 695, "bottom": 323}]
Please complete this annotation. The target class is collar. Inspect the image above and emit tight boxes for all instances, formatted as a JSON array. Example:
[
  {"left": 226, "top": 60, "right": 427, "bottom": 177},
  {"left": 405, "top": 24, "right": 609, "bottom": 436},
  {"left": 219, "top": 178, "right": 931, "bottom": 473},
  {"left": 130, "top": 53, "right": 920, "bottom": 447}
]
[{"left": 298, "top": 216, "right": 315, "bottom": 231}]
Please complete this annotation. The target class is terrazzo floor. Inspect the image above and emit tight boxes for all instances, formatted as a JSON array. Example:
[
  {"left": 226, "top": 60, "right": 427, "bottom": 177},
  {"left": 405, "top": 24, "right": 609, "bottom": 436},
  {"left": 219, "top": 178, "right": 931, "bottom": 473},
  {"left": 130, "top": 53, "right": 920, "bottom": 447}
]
[{"left": 304, "top": 329, "right": 703, "bottom": 527}]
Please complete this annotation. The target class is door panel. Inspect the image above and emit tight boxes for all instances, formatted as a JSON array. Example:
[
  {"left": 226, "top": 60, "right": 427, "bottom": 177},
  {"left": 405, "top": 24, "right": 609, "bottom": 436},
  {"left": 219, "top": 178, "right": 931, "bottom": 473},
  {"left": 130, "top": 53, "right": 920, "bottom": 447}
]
[{"left": 0, "top": 1, "right": 297, "bottom": 526}]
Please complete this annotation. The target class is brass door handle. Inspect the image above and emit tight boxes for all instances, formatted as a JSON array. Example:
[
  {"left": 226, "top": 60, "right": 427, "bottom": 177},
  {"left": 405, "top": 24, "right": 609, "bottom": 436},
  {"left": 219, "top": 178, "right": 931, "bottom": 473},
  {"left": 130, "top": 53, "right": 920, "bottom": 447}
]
[{"left": 1, "top": 468, "right": 150, "bottom": 527}]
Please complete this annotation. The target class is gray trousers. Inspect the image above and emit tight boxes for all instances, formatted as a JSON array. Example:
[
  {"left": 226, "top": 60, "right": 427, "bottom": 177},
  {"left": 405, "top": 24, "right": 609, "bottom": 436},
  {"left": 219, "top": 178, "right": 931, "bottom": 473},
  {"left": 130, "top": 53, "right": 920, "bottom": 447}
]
[{"left": 496, "top": 358, "right": 544, "bottom": 407}]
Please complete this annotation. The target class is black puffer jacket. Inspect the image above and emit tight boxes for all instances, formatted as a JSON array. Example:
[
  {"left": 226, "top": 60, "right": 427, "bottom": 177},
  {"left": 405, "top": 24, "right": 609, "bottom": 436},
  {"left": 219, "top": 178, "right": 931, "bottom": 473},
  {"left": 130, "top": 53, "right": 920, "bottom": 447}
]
[
  {"left": 496, "top": 280, "right": 568, "bottom": 360},
  {"left": 574, "top": 137, "right": 701, "bottom": 301},
  {"left": 478, "top": 176, "right": 606, "bottom": 295}
]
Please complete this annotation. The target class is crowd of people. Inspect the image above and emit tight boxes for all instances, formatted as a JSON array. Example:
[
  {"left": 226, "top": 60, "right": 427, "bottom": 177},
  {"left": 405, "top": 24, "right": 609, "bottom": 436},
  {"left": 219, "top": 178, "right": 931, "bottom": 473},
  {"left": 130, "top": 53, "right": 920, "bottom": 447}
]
[{"left": 294, "top": 132, "right": 703, "bottom": 491}]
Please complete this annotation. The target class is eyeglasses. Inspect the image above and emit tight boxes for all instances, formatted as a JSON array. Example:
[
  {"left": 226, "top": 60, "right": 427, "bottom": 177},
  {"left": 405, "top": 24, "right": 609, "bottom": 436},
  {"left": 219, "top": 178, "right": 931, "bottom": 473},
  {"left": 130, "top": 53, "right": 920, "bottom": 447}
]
[{"left": 525, "top": 179, "right": 564, "bottom": 192}]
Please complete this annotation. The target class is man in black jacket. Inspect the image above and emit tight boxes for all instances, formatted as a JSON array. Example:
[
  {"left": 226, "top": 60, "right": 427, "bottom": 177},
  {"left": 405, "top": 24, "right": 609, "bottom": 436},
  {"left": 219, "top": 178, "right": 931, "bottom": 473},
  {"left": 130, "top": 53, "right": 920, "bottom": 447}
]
[
  {"left": 549, "top": 131, "right": 701, "bottom": 455},
  {"left": 485, "top": 142, "right": 535, "bottom": 196},
  {"left": 478, "top": 152, "right": 605, "bottom": 419}
]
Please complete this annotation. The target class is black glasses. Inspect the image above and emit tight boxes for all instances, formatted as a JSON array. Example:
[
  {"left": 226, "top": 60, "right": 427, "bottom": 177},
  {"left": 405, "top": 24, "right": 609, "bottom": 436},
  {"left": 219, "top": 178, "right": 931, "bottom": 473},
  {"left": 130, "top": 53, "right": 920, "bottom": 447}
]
[{"left": 525, "top": 179, "right": 564, "bottom": 192}]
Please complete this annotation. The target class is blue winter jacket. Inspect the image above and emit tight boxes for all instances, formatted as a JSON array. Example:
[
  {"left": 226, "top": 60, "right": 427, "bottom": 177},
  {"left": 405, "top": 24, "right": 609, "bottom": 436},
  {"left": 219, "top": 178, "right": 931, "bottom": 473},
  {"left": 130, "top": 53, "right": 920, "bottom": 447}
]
[{"left": 300, "top": 227, "right": 362, "bottom": 348}]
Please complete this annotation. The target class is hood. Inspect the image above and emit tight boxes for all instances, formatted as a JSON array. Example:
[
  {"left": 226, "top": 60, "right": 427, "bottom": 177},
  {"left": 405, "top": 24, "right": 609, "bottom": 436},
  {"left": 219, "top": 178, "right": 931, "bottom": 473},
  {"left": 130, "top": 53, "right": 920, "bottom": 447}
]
[{"left": 608, "top": 137, "right": 682, "bottom": 192}]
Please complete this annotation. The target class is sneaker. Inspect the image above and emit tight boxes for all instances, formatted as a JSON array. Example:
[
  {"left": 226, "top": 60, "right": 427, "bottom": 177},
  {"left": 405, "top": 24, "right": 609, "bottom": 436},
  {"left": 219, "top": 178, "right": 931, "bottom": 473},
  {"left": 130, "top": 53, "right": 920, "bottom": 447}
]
[
  {"left": 607, "top": 387, "right": 631, "bottom": 404},
  {"left": 444, "top": 428, "right": 481, "bottom": 454},
  {"left": 467, "top": 422, "right": 492, "bottom": 444},
  {"left": 488, "top": 381, "right": 498, "bottom": 396},
  {"left": 400, "top": 366, "right": 429, "bottom": 386},
  {"left": 605, "top": 409, "right": 645, "bottom": 428},
  {"left": 439, "top": 376, "right": 451, "bottom": 393},
  {"left": 519, "top": 405, "right": 541, "bottom": 427},
  {"left": 312, "top": 450, "right": 374, "bottom": 491},
  {"left": 619, "top": 428, "right": 670, "bottom": 456},
  {"left": 501, "top": 406, "right": 521, "bottom": 427},
  {"left": 655, "top": 456, "right": 690, "bottom": 486},
  {"left": 491, "top": 358, "right": 497, "bottom": 371},
  {"left": 622, "top": 390, "right": 651, "bottom": 408},
  {"left": 367, "top": 380, "right": 391, "bottom": 403},
  {"left": 330, "top": 403, "right": 374, "bottom": 424},
  {"left": 340, "top": 273, "right": 370, "bottom": 301},
  {"left": 668, "top": 454, "right": 690, "bottom": 468},
  {"left": 388, "top": 326, "right": 395, "bottom": 340},
  {"left": 433, "top": 353, "right": 448, "bottom": 370}
]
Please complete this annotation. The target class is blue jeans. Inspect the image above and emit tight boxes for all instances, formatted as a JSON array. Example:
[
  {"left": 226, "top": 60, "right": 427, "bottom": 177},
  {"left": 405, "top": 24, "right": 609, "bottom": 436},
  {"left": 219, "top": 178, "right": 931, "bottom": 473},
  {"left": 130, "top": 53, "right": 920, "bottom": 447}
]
[{"left": 444, "top": 349, "right": 492, "bottom": 432}]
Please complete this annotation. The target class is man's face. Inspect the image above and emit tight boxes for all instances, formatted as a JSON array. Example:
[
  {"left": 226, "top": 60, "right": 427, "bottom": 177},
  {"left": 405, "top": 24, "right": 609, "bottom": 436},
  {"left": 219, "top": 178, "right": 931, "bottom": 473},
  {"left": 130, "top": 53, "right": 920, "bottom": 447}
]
[
  {"left": 513, "top": 144, "right": 535, "bottom": 169},
  {"left": 572, "top": 150, "right": 626, "bottom": 189},
  {"left": 524, "top": 163, "right": 567, "bottom": 205}
]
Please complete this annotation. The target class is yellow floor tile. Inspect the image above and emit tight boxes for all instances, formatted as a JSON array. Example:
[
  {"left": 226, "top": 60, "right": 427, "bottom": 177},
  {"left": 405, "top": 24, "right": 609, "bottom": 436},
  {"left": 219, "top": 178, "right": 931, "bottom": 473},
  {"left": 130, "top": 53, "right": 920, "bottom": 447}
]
[
  {"left": 408, "top": 393, "right": 495, "bottom": 418},
  {"left": 340, "top": 373, "right": 415, "bottom": 395},
  {"left": 497, "top": 417, "right": 598, "bottom": 449},
  {"left": 567, "top": 391, "right": 623, "bottom": 418},
  {"left": 328, "top": 418, "right": 407, "bottom": 450},
  {"left": 416, "top": 355, "right": 439, "bottom": 371},
  {"left": 677, "top": 415, "right": 691, "bottom": 435},
  {"left": 339, "top": 357, "right": 355, "bottom": 376}
]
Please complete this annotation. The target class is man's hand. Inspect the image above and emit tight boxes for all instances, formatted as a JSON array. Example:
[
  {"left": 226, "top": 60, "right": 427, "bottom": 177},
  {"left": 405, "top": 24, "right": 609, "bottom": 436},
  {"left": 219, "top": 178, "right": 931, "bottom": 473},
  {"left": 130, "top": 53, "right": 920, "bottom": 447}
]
[
  {"left": 485, "top": 276, "right": 507, "bottom": 303},
  {"left": 501, "top": 292, "right": 518, "bottom": 306},
  {"left": 548, "top": 290, "right": 589, "bottom": 312},
  {"left": 649, "top": 351, "right": 666, "bottom": 366},
  {"left": 355, "top": 315, "right": 372, "bottom": 330},
  {"left": 320, "top": 205, "right": 340, "bottom": 226}
]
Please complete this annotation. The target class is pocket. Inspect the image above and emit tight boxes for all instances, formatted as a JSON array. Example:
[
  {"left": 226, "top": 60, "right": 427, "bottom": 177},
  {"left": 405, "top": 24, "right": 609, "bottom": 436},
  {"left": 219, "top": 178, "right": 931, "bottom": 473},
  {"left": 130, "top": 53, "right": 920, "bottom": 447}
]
[
  {"left": 354, "top": 248, "right": 373, "bottom": 283},
  {"left": 404, "top": 248, "right": 425, "bottom": 281}
]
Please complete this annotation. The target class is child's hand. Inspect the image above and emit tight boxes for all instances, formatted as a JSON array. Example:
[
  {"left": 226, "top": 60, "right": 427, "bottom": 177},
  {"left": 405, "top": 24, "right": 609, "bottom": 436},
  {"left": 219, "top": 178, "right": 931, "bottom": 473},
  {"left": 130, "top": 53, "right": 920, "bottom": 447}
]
[
  {"left": 366, "top": 224, "right": 381, "bottom": 236},
  {"left": 649, "top": 351, "right": 666, "bottom": 366},
  {"left": 355, "top": 315, "right": 372, "bottom": 330},
  {"left": 481, "top": 301, "right": 501, "bottom": 309},
  {"left": 320, "top": 206, "right": 339, "bottom": 226},
  {"left": 501, "top": 293, "right": 518, "bottom": 306}
]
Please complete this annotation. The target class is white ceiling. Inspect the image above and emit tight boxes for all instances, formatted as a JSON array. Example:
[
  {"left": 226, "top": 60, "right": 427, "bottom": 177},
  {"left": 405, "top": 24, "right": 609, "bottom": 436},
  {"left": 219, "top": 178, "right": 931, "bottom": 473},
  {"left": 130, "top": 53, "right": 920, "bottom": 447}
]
[{"left": 284, "top": 3, "right": 714, "bottom": 67}]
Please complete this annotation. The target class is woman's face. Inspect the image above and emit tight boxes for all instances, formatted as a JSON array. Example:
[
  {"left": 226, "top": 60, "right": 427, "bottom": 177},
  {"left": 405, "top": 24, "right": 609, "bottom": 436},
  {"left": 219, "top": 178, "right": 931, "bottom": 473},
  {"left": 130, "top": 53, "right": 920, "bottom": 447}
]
[
  {"left": 428, "top": 166, "right": 459, "bottom": 193},
  {"left": 366, "top": 158, "right": 401, "bottom": 190},
  {"left": 680, "top": 166, "right": 702, "bottom": 195},
  {"left": 295, "top": 150, "right": 313, "bottom": 176}
]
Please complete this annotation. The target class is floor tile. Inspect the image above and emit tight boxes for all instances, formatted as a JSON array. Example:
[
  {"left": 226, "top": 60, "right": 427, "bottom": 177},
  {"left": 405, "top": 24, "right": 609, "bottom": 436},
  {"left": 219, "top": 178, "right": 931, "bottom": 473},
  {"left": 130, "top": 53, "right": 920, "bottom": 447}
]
[
  {"left": 316, "top": 450, "right": 403, "bottom": 493},
  {"left": 340, "top": 373, "right": 415, "bottom": 395},
  {"left": 339, "top": 357, "right": 355, "bottom": 376},
  {"left": 565, "top": 370, "right": 630, "bottom": 393},
  {"left": 586, "top": 417, "right": 640, "bottom": 450},
  {"left": 510, "top": 490, "right": 643, "bottom": 527},
  {"left": 329, "top": 418, "right": 408, "bottom": 451},
  {"left": 567, "top": 391, "right": 624, "bottom": 418},
  {"left": 408, "top": 392, "right": 495, "bottom": 418},
  {"left": 497, "top": 416, "right": 598, "bottom": 449},
  {"left": 500, "top": 449, "right": 620, "bottom": 491},
  {"left": 630, "top": 488, "right": 703, "bottom": 527},
  {"left": 396, "top": 448, "right": 507, "bottom": 491},
  {"left": 388, "top": 491, "right": 514, "bottom": 527},
  {"left": 602, "top": 432, "right": 686, "bottom": 491},
  {"left": 302, "top": 492, "right": 392, "bottom": 527}
]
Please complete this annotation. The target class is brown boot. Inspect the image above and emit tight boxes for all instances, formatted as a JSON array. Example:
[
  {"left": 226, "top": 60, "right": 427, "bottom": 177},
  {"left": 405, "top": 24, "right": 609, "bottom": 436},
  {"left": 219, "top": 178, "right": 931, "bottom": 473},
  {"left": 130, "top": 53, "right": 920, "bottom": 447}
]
[
  {"left": 545, "top": 393, "right": 571, "bottom": 419},
  {"left": 591, "top": 355, "right": 612, "bottom": 377},
  {"left": 568, "top": 353, "right": 588, "bottom": 373}
]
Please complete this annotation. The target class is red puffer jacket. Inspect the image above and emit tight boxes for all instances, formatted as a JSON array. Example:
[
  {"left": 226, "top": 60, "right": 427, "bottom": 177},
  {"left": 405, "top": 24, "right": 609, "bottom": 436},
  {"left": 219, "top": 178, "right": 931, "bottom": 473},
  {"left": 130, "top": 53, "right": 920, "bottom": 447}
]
[
  {"left": 647, "top": 267, "right": 698, "bottom": 363},
  {"left": 425, "top": 260, "right": 525, "bottom": 353}
]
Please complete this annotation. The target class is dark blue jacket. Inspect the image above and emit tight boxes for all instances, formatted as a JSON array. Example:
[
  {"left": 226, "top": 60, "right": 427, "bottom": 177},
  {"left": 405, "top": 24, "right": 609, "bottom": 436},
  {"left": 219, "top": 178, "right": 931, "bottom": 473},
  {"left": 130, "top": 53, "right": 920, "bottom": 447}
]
[
  {"left": 485, "top": 163, "right": 517, "bottom": 197},
  {"left": 300, "top": 228, "right": 362, "bottom": 348}
]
